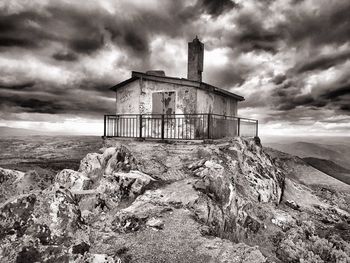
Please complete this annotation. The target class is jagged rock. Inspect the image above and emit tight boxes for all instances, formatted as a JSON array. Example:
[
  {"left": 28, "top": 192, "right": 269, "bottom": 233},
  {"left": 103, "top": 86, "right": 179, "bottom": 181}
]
[
  {"left": 0, "top": 187, "right": 89, "bottom": 262},
  {"left": 0, "top": 167, "right": 25, "bottom": 202},
  {"left": 79, "top": 153, "right": 103, "bottom": 178},
  {"left": 71, "top": 241, "right": 90, "bottom": 255},
  {"left": 113, "top": 199, "right": 172, "bottom": 233},
  {"left": 0, "top": 193, "right": 37, "bottom": 239},
  {"left": 16, "top": 170, "right": 42, "bottom": 193},
  {"left": 187, "top": 159, "right": 206, "bottom": 170},
  {"left": 285, "top": 199, "right": 300, "bottom": 211},
  {"left": 137, "top": 158, "right": 168, "bottom": 178},
  {"left": 0, "top": 168, "right": 49, "bottom": 202},
  {"left": 101, "top": 147, "right": 117, "bottom": 167},
  {"left": 146, "top": 217, "right": 164, "bottom": 229},
  {"left": 271, "top": 210, "right": 296, "bottom": 231},
  {"left": 77, "top": 170, "right": 154, "bottom": 214},
  {"left": 0, "top": 167, "right": 24, "bottom": 183},
  {"left": 110, "top": 170, "right": 154, "bottom": 199},
  {"left": 55, "top": 169, "right": 91, "bottom": 191},
  {"left": 242, "top": 215, "right": 262, "bottom": 233},
  {"left": 113, "top": 179, "right": 198, "bottom": 233},
  {"left": 104, "top": 146, "right": 138, "bottom": 175}
]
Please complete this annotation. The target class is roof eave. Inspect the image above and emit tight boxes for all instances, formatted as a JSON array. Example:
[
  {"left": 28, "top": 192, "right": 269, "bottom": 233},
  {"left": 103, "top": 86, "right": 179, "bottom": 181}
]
[
  {"left": 110, "top": 76, "right": 138, "bottom": 92},
  {"left": 111, "top": 71, "right": 245, "bottom": 101}
]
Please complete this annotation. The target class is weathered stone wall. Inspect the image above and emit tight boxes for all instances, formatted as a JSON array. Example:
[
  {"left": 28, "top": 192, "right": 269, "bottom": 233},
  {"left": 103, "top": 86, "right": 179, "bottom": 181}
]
[
  {"left": 196, "top": 89, "right": 238, "bottom": 116},
  {"left": 115, "top": 78, "right": 238, "bottom": 117},
  {"left": 139, "top": 79, "right": 197, "bottom": 115},
  {"left": 115, "top": 81, "right": 141, "bottom": 114}
]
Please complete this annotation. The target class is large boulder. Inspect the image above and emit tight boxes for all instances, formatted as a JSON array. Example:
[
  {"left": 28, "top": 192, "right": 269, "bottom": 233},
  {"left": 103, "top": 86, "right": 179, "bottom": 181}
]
[
  {"left": 112, "top": 178, "right": 199, "bottom": 233},
  {"left": 0, "top": 187, "right": 88, "bottom": 262},
  {"left": 55, "top": 169, "right": 91, "bottom": 191},
  {"left": 0, "top": 168, "right": 48, "bottom": 202},
  {"left": 0, "top": 167, "right": 25, "bottom": 202},
  {"left": 104, "top": 146, "right": 138, "bottom": 175},
  {"left": 77, "top": 170, "right": 154, "bottom": 214},
  {"left": 108, "top": 170, "right": 154, "bottom": 199},
  {"left": 79, "top": 153, "right": 103, "bottom": 179}
]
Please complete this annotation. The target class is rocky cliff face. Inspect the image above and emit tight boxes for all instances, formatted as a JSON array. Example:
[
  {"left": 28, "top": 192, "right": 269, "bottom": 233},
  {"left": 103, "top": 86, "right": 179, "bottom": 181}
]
[{"left": 1, "top": 138, "right": 349, "bottom": 263}]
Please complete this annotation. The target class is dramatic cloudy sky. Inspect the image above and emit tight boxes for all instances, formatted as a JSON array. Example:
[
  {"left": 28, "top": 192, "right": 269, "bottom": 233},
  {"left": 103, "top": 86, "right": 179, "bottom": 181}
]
[{"left": 0, "top": 0, "right": 349, "bottom": 136}]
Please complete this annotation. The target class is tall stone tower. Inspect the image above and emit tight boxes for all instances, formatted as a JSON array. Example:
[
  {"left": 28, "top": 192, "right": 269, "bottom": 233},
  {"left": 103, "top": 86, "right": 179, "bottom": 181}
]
[{"left": 187, "top": 36, "right": 204, "bottom": 82}]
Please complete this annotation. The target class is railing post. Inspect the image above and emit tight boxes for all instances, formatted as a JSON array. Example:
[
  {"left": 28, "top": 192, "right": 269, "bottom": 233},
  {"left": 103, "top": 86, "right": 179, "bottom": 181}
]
[
  {"left": 237, "top": 117, "right": 240, "bottom": 137},
  {"left": 256, "top": 120, "right": 258, "bottom": 137},
  {"left": 104, "top": 115, "right": 107, "bottom": 137},
  {"left": 207, "top": 113, "right": 211, "bottom": 139},
  {"left": 116, "top": 115, "right": 119, "bottom": 137},
  {"left": 161, "top": 114, "right": 165, "bottom": 140},
  {"left": 139, "top": 114, "right": 143, "bottom": 138}
]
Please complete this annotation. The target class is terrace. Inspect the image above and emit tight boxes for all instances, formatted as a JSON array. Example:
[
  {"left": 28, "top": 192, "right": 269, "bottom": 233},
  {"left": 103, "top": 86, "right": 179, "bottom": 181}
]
[{"left": 103, "top": 113, "right": 258, "bottom": 140}]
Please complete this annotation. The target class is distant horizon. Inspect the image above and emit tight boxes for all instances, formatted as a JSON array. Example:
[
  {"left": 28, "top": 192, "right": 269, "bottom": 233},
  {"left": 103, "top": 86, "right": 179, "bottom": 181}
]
[{"left": 1, "top": 124, "right": 349, "bottom": 140}]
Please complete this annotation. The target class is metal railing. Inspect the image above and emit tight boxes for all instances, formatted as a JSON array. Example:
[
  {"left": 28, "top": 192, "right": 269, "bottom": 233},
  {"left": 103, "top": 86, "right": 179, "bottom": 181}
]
[{"left": 104, "top": 114, "right": 258, "bottom": 140}]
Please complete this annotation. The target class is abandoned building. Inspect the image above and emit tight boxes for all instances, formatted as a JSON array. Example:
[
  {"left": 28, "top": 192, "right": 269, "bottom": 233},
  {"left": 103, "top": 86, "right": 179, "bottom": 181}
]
[{"left": 104, "top": 37, "right": 258, "bottom": 140}]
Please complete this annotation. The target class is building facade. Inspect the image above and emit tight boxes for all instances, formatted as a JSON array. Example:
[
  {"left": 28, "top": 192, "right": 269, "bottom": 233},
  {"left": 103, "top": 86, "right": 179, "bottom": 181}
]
[{"left": 105, "top": 37, "right": 257, "bottom": 139}]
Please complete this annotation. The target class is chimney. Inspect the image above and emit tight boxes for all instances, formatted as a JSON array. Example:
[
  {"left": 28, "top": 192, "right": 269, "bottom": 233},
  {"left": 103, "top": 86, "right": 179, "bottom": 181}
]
[{"left": 187, "top": 36, "right": 204, "bottom": 82}]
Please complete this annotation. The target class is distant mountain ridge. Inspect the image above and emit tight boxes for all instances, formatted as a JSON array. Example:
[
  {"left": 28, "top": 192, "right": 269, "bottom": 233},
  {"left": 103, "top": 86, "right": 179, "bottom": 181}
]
[
  {"left": 303, "top": 157, "right": 350, "bottom": 185},
  {"left": 265, "top": 141, "right": 350, "bottom": 170}
]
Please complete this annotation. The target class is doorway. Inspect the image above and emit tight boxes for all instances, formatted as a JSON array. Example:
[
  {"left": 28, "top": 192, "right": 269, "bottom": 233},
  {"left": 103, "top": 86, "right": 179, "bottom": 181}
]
[{"left": 152, "top": 91, "right": 175, "bottom": 115}]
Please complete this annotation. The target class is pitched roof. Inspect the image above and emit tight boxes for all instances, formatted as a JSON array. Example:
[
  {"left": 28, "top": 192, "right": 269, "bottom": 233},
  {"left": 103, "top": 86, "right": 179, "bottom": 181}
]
[{"left": 110, "top": 71, "right": 245, "bottom": 101}]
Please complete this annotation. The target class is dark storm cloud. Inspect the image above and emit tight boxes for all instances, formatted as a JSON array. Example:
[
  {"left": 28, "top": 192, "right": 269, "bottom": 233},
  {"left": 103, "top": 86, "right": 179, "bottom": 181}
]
[
  {"left": 0, "top": 11, "right": 49, "bottom": 49},
  {"left": 43, "top": 6, "right": 107, "bottom": 55},
  {"left": 320, "top": 83, "right": 350, "bottom": 101},
  {"left": 270, "top": 70, "right": 350, "bottom": 115},
  {"left": 272, "top": 74, "right": 287, "bottom": 85},
  {"left": 77, "top": 79, "right": 118, "bottom": 95},
  {"left": 0, "top": 92, "right": 65, "bottom": 114},
  {"left": 293, "top": 50, "right": 350, "bottom": 73},
  {"left": 198, "top": 0, "right": 238, "bottom": 17},
  {"left": 0, "top": 4, "right": 147, "bottom": 57},
  {"left": 0, "top": 0, "right": 239, "bottom": 58},
  {"left": 0, "top": 37, "right": 37, "bottom": 48},
  {"left": 0, "top": 88, "right": 114, "bottom": 116},
  {"left": 206, "top": 58, "right": 251, "bottom": 88},
  {"left": 0, "top": 82, "right": 35, "bottom": 91},
  {"left": 52, "top": 52, "right": 78, "bottom": 62},
  {"left": 224, "top": 9, "right": 282, "bottom": 54},
  {"left": 279, "top": 1, "right": 350, "bottom": 47},
  {"left": 276, "top": 95, "right": 318, "bottom": 111}
]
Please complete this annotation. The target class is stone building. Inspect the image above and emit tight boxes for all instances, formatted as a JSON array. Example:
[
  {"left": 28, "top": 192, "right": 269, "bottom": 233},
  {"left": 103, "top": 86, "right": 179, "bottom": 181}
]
[
  {"left": 111, "top": 37, "right": 244, "bottom": 117},
  {"left": 105, "top": 37, "right": 257, "bottom": 139}
]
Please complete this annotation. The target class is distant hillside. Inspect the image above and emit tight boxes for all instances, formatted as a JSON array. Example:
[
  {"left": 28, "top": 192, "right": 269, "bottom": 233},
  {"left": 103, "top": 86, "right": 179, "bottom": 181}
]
[
  {"left": 303, "top": 157, "right": 350, "bottom": 185},
  {"left": 0, "top": 126, "right": 65, "bottom": 137},
  {"left": 0, "top": 126, "right": 49, "bottom": 136},
  {"left": 265, "top": 147, "right": 350, "bottom": 193},
  {"left": 265, "top": 141, "right": 350, "bottom": 170}
]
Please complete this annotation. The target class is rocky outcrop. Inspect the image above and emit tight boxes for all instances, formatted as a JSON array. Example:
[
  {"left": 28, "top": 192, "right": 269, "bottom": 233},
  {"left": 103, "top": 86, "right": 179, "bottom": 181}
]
[
  {"left": 0, "top": 168, "right": 48, "bottom": 202},
  {"left": 55, "top": 169, "right": 91, "bottom": 191},
  {"left": 1, "top": 137, "right": 350, "bottom": 262},
  {"left": 0, "top": 167, "right": 25, "bottom": 202},
  {"left": 0, "top": 187, "right": 88, "bottom": 262}
]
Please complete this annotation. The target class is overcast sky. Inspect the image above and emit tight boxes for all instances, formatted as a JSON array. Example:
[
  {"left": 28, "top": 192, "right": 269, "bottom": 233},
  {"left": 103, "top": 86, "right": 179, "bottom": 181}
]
[{"left": 0, "top": 0, "right": 349, "bottom": 136}]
